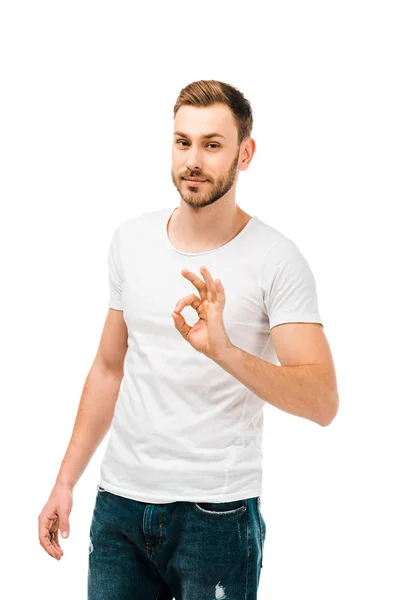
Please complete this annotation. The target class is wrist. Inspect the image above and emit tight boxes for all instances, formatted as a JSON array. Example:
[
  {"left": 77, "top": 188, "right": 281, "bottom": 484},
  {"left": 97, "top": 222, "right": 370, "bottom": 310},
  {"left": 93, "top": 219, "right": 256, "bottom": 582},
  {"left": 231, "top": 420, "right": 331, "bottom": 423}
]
[
  {"left": 210, "top": 340, "right": 236, "bottom": 363},
  {"left": 55, "top": 477, "right": 76, "bottom": 491}
]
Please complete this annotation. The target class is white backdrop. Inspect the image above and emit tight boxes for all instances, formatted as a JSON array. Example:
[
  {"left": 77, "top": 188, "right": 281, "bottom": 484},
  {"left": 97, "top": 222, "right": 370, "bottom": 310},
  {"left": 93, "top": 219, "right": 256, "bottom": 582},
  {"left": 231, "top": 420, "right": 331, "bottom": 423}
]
[{"left": 1, "top": 1, "right": 399, "bottom": 598}]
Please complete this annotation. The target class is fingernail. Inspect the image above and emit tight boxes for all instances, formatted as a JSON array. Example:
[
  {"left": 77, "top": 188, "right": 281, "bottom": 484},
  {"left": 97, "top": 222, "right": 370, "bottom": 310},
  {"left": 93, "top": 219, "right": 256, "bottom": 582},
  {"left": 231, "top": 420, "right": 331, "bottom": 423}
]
[{"left": 61, "top": 531, "right": 68, "bottom": 538}]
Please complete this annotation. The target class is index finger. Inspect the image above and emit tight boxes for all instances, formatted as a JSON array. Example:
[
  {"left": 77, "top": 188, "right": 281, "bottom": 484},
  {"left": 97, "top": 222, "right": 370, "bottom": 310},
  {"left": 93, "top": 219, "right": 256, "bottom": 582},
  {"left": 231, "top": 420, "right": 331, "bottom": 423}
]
[{"left": 181, "top": 268, "right": 208, "bottom": 296}]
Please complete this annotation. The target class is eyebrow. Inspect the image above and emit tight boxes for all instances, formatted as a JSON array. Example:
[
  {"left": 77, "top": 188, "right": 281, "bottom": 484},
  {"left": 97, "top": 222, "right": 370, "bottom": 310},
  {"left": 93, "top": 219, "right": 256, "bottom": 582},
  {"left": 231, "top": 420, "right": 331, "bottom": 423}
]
[{"left": 174, "top": 130, "right": 226, "bottom": 140}]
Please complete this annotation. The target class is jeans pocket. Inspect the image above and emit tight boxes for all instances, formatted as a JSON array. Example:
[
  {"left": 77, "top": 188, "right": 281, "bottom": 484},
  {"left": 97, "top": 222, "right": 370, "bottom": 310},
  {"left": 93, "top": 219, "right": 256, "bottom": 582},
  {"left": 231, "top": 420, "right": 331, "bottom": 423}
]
[
  {"left": 256, "top": 497, "right": 266, "bottom": 567},
  {"left": 192, "top": 499, "right": 247, "bottom": 517}
]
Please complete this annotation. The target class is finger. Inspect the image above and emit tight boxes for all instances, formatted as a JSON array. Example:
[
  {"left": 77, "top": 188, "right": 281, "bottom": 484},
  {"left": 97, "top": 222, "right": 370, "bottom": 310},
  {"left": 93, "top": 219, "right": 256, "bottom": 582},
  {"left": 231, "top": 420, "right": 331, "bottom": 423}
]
[
  {"left": 215, "top": 278, "right": 225, "bottom": 301},
  {"left": 200, "top": 265, "right": 217, "bottom": 303},
  {"left": 174, "top": 293, "right": 202, "bottom": 314},
  {"left": 51, "top": 529, "right": 64, "bottom": 555},
  {"left": 180, "top": 268, "right": 208, "bottom": 298},
  {"left": 49, "top": 532, "right": 63, "bottom": 556},
  {"left": 58, "top": 511, "right": 70, "bottom": 539},
  {"left": 38, "top": 514, "right": 62, "bottom": 559},
  {"left": 171, "top": 308, "right": 192, "bottom": 340}
]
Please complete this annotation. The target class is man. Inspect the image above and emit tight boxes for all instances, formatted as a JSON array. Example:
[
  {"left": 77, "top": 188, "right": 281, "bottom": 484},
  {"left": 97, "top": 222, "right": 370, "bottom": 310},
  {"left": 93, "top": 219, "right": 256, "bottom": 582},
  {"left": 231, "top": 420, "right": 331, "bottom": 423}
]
[{"left": 38, "top": 79, "right": 339, "bottom": 599}]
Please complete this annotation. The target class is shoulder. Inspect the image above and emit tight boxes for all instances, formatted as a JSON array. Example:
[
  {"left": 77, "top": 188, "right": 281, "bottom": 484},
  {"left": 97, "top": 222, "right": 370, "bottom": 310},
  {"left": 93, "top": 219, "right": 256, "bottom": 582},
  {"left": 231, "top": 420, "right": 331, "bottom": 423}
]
[
  {"left": 115, "top": 206, "right": 171, "bottom": 237},
  {"left": 251, "top": 215, "right": 298, "bottom": 259},
  {"left": 252, "top": 218, "right": 317, "bottom": 293}
]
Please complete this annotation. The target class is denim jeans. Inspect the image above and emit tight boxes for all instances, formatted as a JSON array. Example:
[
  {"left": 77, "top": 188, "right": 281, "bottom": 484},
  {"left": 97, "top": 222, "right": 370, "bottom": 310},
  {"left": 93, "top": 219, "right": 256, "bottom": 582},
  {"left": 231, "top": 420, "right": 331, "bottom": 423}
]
[{"left": 88, "top": 485, "right": 266, "bottom": 599}]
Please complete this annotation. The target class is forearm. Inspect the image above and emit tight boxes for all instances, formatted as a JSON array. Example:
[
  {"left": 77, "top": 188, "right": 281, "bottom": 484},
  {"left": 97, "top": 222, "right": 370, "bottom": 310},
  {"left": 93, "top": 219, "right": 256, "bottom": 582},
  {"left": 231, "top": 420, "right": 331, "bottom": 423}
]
[
  {"left": 55, "top": 360, "right": 122, "bottom": 489},
  {"left": 213, "top": 344, "right": 338, "bottom": 426}
]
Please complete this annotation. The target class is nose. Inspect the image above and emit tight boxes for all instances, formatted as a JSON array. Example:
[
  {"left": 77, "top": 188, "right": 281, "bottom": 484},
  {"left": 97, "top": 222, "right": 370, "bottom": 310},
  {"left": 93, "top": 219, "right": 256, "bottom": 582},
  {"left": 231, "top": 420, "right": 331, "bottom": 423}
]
[{"left": 185, "top": 148, "right": 203, "bottom": 173}]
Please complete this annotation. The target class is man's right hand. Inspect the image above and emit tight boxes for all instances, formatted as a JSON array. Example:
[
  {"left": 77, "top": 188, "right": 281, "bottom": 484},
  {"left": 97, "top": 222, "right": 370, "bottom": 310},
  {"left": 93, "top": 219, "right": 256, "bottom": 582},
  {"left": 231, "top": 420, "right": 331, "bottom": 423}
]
[{"left": 38, "top": 483, "right": 73, "bottom": 560}]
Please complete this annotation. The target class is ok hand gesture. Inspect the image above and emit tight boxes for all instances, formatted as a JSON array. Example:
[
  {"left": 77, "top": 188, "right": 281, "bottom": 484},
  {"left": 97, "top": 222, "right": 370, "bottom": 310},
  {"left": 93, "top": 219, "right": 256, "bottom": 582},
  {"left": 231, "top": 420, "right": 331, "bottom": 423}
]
[{"left": 171, "top": 265, "right": 232, "bottom": 360}]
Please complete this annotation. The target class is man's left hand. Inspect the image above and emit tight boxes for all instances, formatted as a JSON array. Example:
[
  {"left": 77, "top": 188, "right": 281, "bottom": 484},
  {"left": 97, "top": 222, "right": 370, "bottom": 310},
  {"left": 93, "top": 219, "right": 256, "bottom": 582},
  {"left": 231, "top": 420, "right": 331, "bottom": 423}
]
[{"left": 172, "top": 265, "right": 232, "bottom": 360}]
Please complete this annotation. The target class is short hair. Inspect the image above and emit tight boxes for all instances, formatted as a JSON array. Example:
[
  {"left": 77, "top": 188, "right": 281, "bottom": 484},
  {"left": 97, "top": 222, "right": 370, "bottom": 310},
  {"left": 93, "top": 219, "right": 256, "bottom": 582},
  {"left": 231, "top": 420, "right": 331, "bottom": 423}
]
[{"left": 173, "top": 79, "right": 253, "bottom": 146}]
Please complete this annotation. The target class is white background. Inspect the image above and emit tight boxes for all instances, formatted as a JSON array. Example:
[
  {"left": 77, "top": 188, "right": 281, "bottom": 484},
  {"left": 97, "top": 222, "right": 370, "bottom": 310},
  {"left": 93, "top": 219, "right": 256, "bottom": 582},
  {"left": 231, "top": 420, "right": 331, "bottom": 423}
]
[{"left": 1, "top": 1, "right": 399, "bottom": 598}]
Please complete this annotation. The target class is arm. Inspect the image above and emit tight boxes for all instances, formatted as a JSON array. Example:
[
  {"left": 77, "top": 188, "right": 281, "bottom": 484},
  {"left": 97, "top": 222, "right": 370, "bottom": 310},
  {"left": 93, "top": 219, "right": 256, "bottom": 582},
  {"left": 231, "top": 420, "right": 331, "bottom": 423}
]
[
  {"left": 213, "top": 321, "right": 339, "bottom": 427},
  {"left": 173, "top": 236, "right": 338, "bottom": 426},
  {"left": 55, "top": 307, "right": 128, "bottom": 490}
]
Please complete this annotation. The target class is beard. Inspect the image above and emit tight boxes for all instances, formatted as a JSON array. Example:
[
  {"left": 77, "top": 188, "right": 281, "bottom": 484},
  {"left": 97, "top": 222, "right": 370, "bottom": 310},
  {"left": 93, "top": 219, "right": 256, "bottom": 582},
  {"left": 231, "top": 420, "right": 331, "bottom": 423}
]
[{"left": 170, "top": 147, "right": 240, "bottom": 210}]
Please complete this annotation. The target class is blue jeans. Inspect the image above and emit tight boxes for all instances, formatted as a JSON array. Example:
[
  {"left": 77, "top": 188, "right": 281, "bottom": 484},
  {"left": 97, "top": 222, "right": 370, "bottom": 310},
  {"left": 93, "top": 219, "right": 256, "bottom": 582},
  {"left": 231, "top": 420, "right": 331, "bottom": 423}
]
[{"left": 88, "top": 485, "right": 266, "bottom": 599}]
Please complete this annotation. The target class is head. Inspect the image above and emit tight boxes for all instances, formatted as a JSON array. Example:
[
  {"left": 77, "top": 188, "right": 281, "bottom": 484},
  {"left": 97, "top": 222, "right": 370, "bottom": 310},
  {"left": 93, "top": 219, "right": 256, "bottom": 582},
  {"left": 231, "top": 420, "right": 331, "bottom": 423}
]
[{"left": 171, "top": 80, "right": 256, "bottom": 210}]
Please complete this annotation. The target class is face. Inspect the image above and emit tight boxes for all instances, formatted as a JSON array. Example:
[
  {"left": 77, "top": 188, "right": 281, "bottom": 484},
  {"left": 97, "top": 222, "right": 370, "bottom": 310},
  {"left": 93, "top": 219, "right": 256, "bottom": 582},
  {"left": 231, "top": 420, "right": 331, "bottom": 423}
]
[{"left": 171, "top": 103, "right": 243, "bottom": 210}]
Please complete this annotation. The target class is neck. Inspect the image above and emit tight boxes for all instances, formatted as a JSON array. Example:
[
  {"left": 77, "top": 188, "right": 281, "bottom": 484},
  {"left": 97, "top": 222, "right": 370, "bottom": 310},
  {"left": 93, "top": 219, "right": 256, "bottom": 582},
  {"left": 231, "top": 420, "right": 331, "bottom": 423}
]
[{"left": 167, "top": 202, "right": 252, "bottom": 254}]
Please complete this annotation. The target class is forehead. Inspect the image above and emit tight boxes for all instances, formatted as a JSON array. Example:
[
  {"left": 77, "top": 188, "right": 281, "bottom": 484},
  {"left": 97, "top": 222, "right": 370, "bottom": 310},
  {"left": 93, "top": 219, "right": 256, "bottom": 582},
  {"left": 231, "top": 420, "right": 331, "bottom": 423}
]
[{"left": 174, "top": 103, "right": 236, "bottom": 139}]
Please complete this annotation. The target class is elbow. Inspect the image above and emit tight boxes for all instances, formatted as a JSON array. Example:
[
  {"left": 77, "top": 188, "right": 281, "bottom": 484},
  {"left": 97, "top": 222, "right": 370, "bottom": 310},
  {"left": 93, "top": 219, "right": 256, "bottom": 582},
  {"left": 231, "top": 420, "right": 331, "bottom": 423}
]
[{"left": 318, "top": 391, "right": 339, "bottom": 427}]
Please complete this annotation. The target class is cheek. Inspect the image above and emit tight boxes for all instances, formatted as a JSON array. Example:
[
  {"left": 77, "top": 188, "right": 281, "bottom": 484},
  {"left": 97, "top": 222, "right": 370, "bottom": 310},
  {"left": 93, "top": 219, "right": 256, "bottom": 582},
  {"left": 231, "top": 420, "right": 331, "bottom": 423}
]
[
  {"left": 171, "top": 166, "right": 183, "bottom": 181},
  {"left": 171, "top": 150, "right": 181, "bottom": 167}
]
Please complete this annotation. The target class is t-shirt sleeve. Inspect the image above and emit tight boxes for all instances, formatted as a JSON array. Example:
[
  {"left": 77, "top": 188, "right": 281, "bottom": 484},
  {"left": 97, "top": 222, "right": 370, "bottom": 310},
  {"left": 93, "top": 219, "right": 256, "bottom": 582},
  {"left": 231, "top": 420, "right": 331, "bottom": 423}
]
[
  {"left": 107, "top": 225, "right": 124, "bottom": 310},
  {"left": 261, "top": 238, "right": 323, "bottom": 329}
]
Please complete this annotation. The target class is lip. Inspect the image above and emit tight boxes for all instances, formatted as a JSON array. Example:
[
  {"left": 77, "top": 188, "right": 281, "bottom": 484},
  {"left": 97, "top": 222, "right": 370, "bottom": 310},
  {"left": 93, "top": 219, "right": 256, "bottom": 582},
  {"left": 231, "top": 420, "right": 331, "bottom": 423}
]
[{"left": 183, "top": 177, "right": 207, "bottom": 185}]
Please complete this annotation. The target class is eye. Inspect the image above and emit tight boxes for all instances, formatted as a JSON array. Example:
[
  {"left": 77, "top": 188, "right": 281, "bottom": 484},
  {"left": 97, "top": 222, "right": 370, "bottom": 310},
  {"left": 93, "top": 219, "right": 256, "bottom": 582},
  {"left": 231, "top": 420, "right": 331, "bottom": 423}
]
[{"left": 175, "top": 140, "right": 220, "bottom": 149}]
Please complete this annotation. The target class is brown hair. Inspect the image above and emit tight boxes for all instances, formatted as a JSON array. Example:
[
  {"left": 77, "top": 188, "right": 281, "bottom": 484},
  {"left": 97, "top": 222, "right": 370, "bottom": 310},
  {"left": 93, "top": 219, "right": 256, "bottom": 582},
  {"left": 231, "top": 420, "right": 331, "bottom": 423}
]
[{"left": 173, "top": 80, "right": 253, "bottom": 146}]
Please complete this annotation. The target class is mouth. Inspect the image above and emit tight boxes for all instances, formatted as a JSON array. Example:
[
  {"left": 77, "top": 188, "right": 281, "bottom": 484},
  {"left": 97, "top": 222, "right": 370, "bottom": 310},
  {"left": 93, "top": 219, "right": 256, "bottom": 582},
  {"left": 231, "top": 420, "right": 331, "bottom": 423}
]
[{"left": 183, "top": 177, "right": 208, "bottom": 185}]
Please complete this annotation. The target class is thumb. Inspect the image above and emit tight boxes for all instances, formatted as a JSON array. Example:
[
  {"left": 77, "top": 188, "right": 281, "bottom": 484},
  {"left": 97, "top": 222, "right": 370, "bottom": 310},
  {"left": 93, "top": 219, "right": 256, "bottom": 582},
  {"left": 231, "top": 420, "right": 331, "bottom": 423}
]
[{"left": 58, "top": 513, "right": 70, "bottom": 538}]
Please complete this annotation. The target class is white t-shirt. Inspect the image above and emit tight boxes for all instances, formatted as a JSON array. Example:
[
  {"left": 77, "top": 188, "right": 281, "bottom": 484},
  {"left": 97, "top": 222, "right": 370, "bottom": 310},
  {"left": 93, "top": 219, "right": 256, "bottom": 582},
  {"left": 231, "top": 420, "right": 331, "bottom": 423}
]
[{"left": 98, "top": 206, "right": 323, "bottom": 503}]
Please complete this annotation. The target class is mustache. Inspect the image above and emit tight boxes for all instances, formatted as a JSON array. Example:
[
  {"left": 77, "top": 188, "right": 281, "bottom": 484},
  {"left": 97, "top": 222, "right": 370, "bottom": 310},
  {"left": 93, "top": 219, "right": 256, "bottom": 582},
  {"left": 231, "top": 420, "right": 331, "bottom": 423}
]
[{"left": 181, "top": 174, "right": 208, "bottom": 180}]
